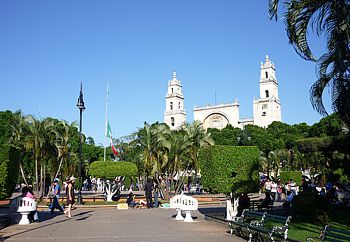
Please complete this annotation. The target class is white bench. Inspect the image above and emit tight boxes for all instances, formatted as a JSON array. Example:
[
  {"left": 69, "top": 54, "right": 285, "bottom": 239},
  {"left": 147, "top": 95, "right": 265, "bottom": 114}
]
[
  {"left": 170, "top": 194, "right": 184, "bottom": 220},
  {"left": 17, "top": 197, "right": 36, "bottom": 225},
  {"left": 180, "top": 195, "right": 198, "bottom": 222}
]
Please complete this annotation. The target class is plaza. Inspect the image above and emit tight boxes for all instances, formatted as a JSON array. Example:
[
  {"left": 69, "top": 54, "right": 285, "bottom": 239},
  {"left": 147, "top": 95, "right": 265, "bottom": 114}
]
[{"left": 0, "top": 206, "right": 242, "bottom": 242}]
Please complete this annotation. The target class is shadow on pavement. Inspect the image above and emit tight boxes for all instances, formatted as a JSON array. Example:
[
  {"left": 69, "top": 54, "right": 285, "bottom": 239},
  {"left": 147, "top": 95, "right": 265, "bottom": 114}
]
[{"left": 0, "top": 210, "right": 94, "bottom": 241}]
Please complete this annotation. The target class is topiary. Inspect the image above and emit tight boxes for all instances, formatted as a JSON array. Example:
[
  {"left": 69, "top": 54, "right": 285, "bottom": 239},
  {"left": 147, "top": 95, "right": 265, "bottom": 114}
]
[{"left": 199, "top": 145, "right": 259, "bottom": 195}]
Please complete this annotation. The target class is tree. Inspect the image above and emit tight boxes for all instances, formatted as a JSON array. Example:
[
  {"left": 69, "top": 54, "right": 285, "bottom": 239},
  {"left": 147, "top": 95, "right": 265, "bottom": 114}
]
[
  {"left": 10, "top": 111, "right": 30, "bottom": 186},
  {"left": 269, "top": 0, "right": 350, "bottom": 128},
  {"left": 53, "top": 121, "right": 78, "bottom": 181},
  {"left": 199, "top": 145, "right": 259, "bottom": 218},
  {"left": 309, "top": 113, "right": 346, "bottom": 137},
  {"left": 90, "top": 161, "right": 138, "bottom": 201},
  {"left": 0, "top": 111, "right": 20, "bottom": 199}
]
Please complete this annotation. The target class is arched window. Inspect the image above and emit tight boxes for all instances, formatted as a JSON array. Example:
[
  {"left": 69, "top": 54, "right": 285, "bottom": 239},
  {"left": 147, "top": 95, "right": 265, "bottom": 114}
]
[
  {"left": 178, "top": 102, "right": 181, "bottom": 110},
  {"left": 265, "top": 90, "right": 269, "bottom": 98},
  {"left": 171, "top": 117, "right": 175, "bottom": 126},
  {"left": 171, "top": 88, "right": 173, "bottom": 94},
  {"left": 170, "top": 102, "right": 173, "bottom": 110},
  {"left": 265, "top": 71, "right": 268, "bottom": 78}
]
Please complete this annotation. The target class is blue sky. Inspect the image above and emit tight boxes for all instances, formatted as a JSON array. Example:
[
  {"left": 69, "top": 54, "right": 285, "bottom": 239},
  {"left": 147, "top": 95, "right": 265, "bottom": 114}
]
[{"left": 0, "top": 1, "right": 329, "bottom": 146}]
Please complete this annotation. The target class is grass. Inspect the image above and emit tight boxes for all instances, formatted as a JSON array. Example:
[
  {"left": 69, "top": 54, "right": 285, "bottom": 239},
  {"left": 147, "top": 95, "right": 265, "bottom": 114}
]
[{"left": 287, "top": 209, "right": 350, "bottom": 241}]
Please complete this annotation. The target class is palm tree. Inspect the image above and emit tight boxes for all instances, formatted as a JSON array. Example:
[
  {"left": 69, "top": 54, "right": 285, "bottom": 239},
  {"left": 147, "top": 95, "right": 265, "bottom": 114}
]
[
  {"left": 10, "top": 111, "right": 29, "bottom": 186},
  {"left": 174, "top": 121, "right": 214, "bottom": 194},
  {"left": 25, "top": 115, "right": 56, "bottom": 197},
  {"left": 269, "top": 0, "right": 350, "bottom": 127},
  {"left": 54, "top": 121, "right": 78, "bottom": 179},
  {"left": 132, "top": 122, "right": 170, "bottom": 177}
]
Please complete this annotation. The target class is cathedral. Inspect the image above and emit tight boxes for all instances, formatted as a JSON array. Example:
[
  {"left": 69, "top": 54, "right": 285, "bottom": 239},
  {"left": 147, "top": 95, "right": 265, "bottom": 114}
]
[{"left": 164, "top": 55, "right": 281, "bottom": 130}]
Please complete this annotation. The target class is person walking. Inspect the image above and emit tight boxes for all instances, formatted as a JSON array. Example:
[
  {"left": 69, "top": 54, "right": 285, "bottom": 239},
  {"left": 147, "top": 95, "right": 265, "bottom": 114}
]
[
  {"left": 144, "top": 178, "right": 153, "bottom": 208},
  {"left": 64, "top": 176, "right": 76, "bottom": 218},
  {"left": 51, "top": 178, "right": 64, "bottom": 214},
  {"left": 153, "top": 182, "right": 159, "bottom": 208},
  {"left": 270, "top": 180, "right": 277, "bottom": 203}
]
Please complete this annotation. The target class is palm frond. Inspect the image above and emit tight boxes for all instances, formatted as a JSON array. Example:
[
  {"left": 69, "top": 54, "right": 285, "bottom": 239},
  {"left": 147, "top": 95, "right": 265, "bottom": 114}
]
[{"left": 268, "top": 0, "right": 279, "bottom": 20}]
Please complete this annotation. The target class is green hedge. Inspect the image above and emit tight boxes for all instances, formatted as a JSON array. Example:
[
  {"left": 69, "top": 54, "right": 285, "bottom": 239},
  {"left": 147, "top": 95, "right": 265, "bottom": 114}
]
[
  {"left": 199, "top": 145, "right": 259, "bottom": 194},
  {"left": 0, "top": 144, "right": 20, "bottom": 199},
  {"left": 279, "top": 171, "right": 302, "bottom": 185},
  {"left": 89, "top": 161, "right": 138, "bottom": 179}
]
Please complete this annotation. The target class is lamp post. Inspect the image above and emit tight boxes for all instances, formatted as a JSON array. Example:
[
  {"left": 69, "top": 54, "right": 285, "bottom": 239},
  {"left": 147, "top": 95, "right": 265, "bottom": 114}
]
[
  {"left": 237, "top": 127, "right": 251, "bottom": 145},
  {"left": 76, "top": 82, "right": 86, "bottom": 205}
]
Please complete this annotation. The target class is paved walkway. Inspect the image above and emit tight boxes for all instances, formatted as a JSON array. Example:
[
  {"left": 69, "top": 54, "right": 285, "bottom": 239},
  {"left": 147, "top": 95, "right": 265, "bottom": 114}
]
[{"left": 0, "top": 207, "right": 243, "bottom": 242}]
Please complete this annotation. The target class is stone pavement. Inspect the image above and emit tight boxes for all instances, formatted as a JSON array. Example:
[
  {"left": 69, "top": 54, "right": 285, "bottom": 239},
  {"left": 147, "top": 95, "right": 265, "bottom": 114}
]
[{"left": 0, "top": 207, "right": 244, "bottom": 242}]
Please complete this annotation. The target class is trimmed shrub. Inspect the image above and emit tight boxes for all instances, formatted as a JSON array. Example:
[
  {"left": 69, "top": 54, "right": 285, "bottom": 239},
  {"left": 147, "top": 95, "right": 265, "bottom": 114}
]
[
  {"left": 279, "top": 171, "right": 302, "bottom": 185},
  {"left": 199, "top": 145, "right": 259, "bottom": 194},
  {"left": 0, "top": 144, "right": 20, "bottom": 199},
  {"left": 89, "top": 161, "right": 138, "bottom": 179},
  {"left": 297, "top": 135, "right": 350, "bottom": 153},
  {"left": 292, "top": 192, "right": 330, "bottom": 223}
]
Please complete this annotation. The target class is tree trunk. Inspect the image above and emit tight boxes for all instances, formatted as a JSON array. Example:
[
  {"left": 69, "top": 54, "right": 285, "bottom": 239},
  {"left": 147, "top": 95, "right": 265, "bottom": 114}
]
[
  {"left": 19, "top": 162, "right": 28, "bottom": 186},
  {"left": 175, "top": 168, "right": 190, "bottom": 195},
  {"left": 104, "top": 180, "right": 118, "bottom": 202},
  {"left": 43, "top": 164, "right": 46, "bottom": 199},
  {"left": 35, "top": 156, "right": 39, "bottom": 197},
  {"left": 40, "top": 164, "right": 43, "bottom": 198},
  {"left": 54, "top": 157, "right": 64, "bottom": 180},
  {"left": 226, "top": 193, "right": 239, "bottom": 220}
]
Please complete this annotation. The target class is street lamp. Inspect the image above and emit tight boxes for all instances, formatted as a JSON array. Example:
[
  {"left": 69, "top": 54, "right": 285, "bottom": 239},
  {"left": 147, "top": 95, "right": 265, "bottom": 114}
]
[
  {"left": 76, "top": 82, "right": 86, "bottom": 205},
  {"left": 237, "top": 128, "right": 251, "bottom": 145}
]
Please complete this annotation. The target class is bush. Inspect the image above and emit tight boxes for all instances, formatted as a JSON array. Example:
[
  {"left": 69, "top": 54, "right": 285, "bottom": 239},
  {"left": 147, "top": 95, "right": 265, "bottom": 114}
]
[
  {"left": 89, "top": 161, "right": 138, "bottom": 179},
  {"left": 0, "top": 144, "right": 20, "bottom": 199},
  {"left": 292, "top": 192, "right": 330, "bottom": 223},
  {"left": 199, "top": 145, "right": 259, "bottom": 194},
  {"left": 279, "top": 171, "right": 302, "bottom": 185}
]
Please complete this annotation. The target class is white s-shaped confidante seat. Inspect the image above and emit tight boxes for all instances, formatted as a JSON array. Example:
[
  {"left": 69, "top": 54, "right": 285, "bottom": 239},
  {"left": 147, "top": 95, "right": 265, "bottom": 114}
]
[
  {"left": 17, "top": 197, "right": 36, "bottom": 225},
  {"left": 180, "top": 195, "right": 198, "bottom": 222},
  {"left": 170, "top": 194, "right": 184, "bottom": 220}
]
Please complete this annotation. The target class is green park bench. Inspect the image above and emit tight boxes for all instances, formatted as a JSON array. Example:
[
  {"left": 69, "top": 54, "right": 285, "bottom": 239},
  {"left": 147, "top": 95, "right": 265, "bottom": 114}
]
[
  {"left": 307, "top": 225, "right": 350, "bottom": 242},
  {"left": 228, "top": 209, "right": 266, "bottom": 238},
  {"left": 247, "top": 213, "right": 292, "bottom": 242}
]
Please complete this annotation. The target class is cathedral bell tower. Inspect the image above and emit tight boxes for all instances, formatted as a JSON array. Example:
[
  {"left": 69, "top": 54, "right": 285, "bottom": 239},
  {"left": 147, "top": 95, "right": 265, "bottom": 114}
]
[
  {"left": 253, "top": 55, "right": 281, "bottom": 127},
  {"left": 164, "top": 71, "right": 186, "bottom": 129}
]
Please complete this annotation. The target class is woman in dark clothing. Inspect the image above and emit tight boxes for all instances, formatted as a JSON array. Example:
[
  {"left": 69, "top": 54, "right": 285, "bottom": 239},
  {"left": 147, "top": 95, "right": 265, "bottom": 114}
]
[{"left": 64, "top": 176, "right": 76, "bottom": 218}]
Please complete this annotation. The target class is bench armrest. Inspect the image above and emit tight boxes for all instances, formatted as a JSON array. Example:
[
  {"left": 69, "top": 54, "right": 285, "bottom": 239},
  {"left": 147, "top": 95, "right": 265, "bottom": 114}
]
[
  {"left": 250, "top": 220, "right": 263, "bottom": 227},
  {"left": 306, "top": 236, "right": 320, "bottom": 242}
]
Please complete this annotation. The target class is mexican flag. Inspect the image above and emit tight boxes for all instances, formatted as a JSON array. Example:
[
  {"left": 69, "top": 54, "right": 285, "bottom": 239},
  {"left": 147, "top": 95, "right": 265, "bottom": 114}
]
[{"left": 106, "top": 121, "right": 118, "bottom": 156}]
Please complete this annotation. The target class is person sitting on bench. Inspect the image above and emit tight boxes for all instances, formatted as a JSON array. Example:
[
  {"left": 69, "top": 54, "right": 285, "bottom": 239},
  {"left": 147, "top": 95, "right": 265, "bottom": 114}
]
[
  {"left": 238, "top": 193, "right": 251, "bottom": 216},
  {"left": 258, "top": 192, "right": 272, "bottom": 211}
]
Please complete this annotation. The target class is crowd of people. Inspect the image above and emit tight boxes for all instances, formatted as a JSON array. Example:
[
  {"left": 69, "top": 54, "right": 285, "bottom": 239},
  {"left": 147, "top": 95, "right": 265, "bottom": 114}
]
[
  {"left": 19, "top": 175, "right": 77, "bottom": 222},
  {"left": 257, "top": 174, "right": 350, "bottom": 210},
  {"left": 127, "top": 178, "right": 161, "bottom": 209}
]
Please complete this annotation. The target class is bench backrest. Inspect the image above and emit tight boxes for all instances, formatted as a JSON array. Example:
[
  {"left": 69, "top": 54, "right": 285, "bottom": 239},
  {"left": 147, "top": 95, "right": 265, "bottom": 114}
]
[
  {"left": 17, "top": 197, "right": 36, "bottom": 212},
  {"left": 170, "top": 194, "right": 183, "bottom": 209},
  {"left": 322, "top": 225, "right": 350, "bottom": 242},
  {"left": 242, "top": 209, "right": 266, "bottom": 223},
  {"left": 180, "top": 196, "right": 198, "bottom": 211},
  {"left": 264, "top": 214, "right": 292, "bottom": 226}
]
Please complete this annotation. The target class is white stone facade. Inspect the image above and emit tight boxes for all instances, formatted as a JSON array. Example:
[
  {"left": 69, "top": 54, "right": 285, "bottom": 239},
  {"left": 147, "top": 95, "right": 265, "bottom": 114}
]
[
  {"left": 252, "top": 55, "right": 281, "bottom": 127},
  {"left": 164, "top": 72, "right": 186, "bottom": 130},
  {"left": 193, "top": 101, "right": 239, "bottom": 130},
  {"left": 164, "top": 55, "right": 281, "bottom": 130}
]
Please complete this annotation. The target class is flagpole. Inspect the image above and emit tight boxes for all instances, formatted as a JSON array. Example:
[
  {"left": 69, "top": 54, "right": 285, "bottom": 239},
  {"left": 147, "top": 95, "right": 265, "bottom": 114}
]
[{"left": 104, "top": 81, "right": 109, "bottom": 161}]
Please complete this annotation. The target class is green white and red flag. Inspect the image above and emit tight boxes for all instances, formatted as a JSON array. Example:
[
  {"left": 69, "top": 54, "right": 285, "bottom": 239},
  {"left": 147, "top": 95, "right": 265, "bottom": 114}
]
[
  {"left": 106, "top": 121, "right": 118, "bottom": 157},
  {"left": 106, "top": 121, "right": 113, "bottom": 140}
]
